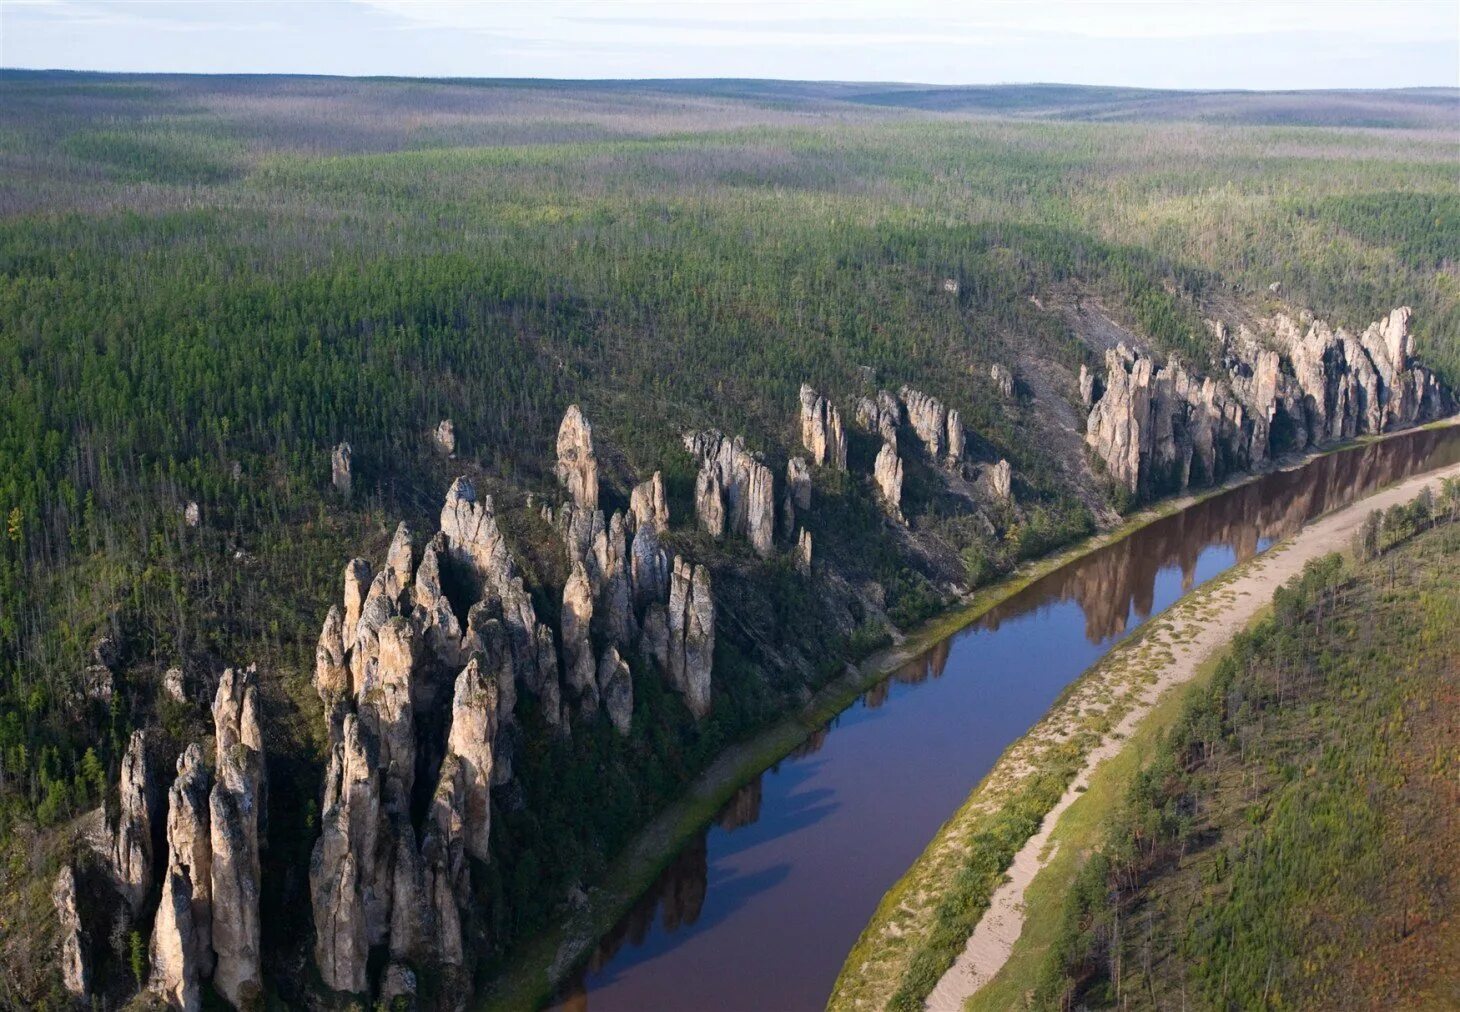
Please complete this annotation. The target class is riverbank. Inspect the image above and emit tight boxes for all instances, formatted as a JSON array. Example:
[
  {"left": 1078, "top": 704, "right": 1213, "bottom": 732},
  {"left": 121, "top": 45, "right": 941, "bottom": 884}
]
[
  {"left": 833, "top": 459, "right": 1460, "bottom": 1012},
  {"left": 478, "top": 419, "right": 1459, "bottom": 1012}
]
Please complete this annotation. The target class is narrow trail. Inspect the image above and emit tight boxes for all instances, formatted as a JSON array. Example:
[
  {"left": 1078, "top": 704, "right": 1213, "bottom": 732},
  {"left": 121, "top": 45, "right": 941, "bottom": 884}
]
[{"left": 924, "top": 461, "right": 1460, "bottom": 1011}]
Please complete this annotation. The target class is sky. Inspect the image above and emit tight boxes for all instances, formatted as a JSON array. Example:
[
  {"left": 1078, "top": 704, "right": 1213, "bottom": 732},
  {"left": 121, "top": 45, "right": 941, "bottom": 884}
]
[{"left": 2, "top": 0, "right": 1457, "bottom": 90}]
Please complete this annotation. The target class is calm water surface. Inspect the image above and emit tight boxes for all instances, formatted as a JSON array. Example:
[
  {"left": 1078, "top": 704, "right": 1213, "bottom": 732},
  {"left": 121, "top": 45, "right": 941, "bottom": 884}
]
[{"left": 549, "top": 426, "right": 1460, "bottom": 1012}]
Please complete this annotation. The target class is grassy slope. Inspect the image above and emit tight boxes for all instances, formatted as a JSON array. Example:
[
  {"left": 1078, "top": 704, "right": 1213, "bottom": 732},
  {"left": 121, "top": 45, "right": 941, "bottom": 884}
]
[{"left": 990, "top": 509, "right": 1460, "bottom": 1010}]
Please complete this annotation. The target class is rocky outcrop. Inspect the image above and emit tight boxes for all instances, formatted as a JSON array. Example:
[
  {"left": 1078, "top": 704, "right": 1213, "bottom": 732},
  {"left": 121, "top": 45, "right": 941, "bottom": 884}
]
[
  {"left": 1079, "top": 363, "right": 1096, "bottom": 407},
  {"left": 210, "top": 666, "right": 265, "bottom": 1009},
  {"left": 555, "top": 405, "right": 599, "bottom": 510},
  {"left": 629, "top": 472, "right": 670, "bottom": 533},
  {"left": 874, "top": 438, "right": 904, "bottom": 522},
  {"left": 685, "top": 431, "right": 775, "bottom": 558},
  {"left": 799, "top": 385, "right": 847, "bottom": 469},
  {"left": 434, "top": 419, "right": 456, "bottom": 457},
  {"left": 1087, "top": 308, "right": 1448, "bottom": 497},
  {"left": 311, "top": 714, "right": 377, "bottom": 996},
  {"left": 150, "top": 744, "right": 213, "bottom": 1011},
  {"left": 444, "top": 657, "right": 497, "bottom": 861},
  {"left": 990, "top": 363, "right": 1014, "bottom": 398},
  {"left": 440, "top": 477, "right": 559, "bottom": 723},
  {"left": 856, "top": 389, "right": 901, "bottom": 442},
  {"left": 53, "top": 865, "right": 89, "bottom": 1001},
  {"left": 666, "top": 557, "right": 714, "bottom": 719},
  {"left": 899, "top": 386, "right": 945, "bottom": 460},
  {"left": 795, "top": 528, "right": 813, "bottom": 576},
  {"left": 990, "top": 459, "right": 1013, "bottom": 502},
  {"left": 946, "top": 409, "right": 965, "bottom": 467},
  {"left": 786, "top": 456, "right": 812, "bottom": 511},
  {"left": 694, "top": 465, "right": 726, "bottom": 538},
  {"left": 332, "top": 442, "right": 352, "bottom": 496},
  {"left": 598, "top": 646, "right": 633, "bottom": 735},
  {"left": 561, "top": 562, "right": 598, "bottom": 715},
  {"left": 630, "top": 520, "right": 670, "bottom": 611},
  {"left": 315, "top": 605, "right": 349, "bottom": 713},
  {"left": 112, "top": 729, "right": 160, "bottom": 916}
]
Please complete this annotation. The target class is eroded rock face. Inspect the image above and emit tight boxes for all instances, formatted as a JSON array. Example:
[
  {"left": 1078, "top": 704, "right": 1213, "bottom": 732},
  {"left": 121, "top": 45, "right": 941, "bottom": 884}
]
[
  {"left": 990, "top": 363, "right": 1015, "bottom": 398},
  {"left": 685, "top": 431, "right": 775, "bottom": 557},
  {"left": 799, "top": 385, "right": 847, "bottom": 469},
  {"left": 795, "top": 528, "right": 813, "bottom": 576},
  {"left": 53, "top": 865, "right": 89, "bottom": 1001},
  {"left": 444, "top": 658, "right": 497, "bottom": 861},
  {"left": 990, "top": 459, "right": 1013, "bottom": 502},
  {"left": 629, "top": 472, "right": 670, "bottom": 533},
  {"left": 1087, "top": 308, "right": 1448, "bottom": 497},
  {"left": 630, "top": 521, "right": 670, "bottom": 611},
  {"left": 332, "top": 442, "right": 352, "bottom": 495},
  {"left": 561, "top": 562, "right": 598, "bottom": 716},
  {"left": 434, "top": 419, "right": 456, "bottom": 457},
  {"left": 694, "top": 465, "right": 726, "bottom": 538},
  {"left": 856, "top": 389, "right": 901, "bottom": 442},
  {"left": 1079, "top": 363, "right": 1097, "bottom": 407},
  {"left": 210, "top": 666, "right": 265, "bottom": 1009},
  {"left": 899, "top": 386, "right": 948, "bottom": 462},
  {"left": 666, "top": 557, "right": 714, "bottom": 719},
  {"left": 786, "top": 456, "right": 812, "bottom": 511},
  {"left": 150, "top": 743, "right": 213, "bottom": 1011},
  {"left": 315, "top": 606, "right": 349, "bottom": 710},
  {"left": 112, "top": 728, "right": 159, "bottom": 916},
  {"left": 598, "top": 646, "right": 633, "bottom": 736},
  {"left": 440, "top": 477, "right": 558, "bottom": 722},
  {"left": 946, "top": 409, "right": 965, "bottom": 467},
  {"left": 311, "top": 714, "right": 377, "bottom": 996},
  {"left": 555, "top": 405, "right": 599, "bottom": 510},
  {"left": 342, "top": 558, "right": 371, "bottom": 650},
  {"left": 874, "top": 438, "right": 904, "bottom": 522}
]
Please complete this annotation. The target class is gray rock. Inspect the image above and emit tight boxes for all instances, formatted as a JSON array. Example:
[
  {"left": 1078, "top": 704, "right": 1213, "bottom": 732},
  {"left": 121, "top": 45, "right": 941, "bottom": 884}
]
[
  {"left": 210, "top": 667, "right": 265, "bottom": 1009},
  {"left": 629, "top": 471, "right": 670, "bottom": 533},
  {"left": 786, "top": 456, "right": 812, "bottom": 511},
  {"left": 555, "top": 405, "right": 599, "bottom": 510},
  {"left": 990, "top": 363, "right": 1015, "bottom": 398},
  {"left": 150, "top": 743, "right": 213, "bottom": 1011},
  {"left": 112, "top": 728, "right": 159, "bottom": 916},
  {"left": 52, "top": 865, "right": 89, "bottom": 1001},
  {"left": 874, "top": 437, "right": 904, "bottom": 522},
  {"left": 799, "top": 384, "right": 847, "bottom": 469},
  {"left": 667, "top": 557, "right": 714, "bottom": 719},
  {"left": 561, "top": 561, "right": 598, "bottom": 716},
  {"left": 598, "top": 646, "right": 633, "bottom": 735},
  {"left": 434, "top": 419, "right": 456, "bottom": 457},
  {"left": 332, "top": 442, "right": 352, "bottom": 496}
]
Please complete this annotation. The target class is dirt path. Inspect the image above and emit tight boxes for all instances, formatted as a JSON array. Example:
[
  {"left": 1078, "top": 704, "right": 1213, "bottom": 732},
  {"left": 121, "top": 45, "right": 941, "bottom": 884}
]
[{"left": 924, "top": 461, "right": 1460, "bottom": 1011}]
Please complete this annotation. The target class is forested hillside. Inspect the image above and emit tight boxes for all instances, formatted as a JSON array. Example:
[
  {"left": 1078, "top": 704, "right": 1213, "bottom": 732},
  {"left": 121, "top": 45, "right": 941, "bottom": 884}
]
[
  {"left": 0, "top": 74, "right": 1455, "bottom": 1007},
  {"left": 1037, "top": 486, "right": 1460, "bottom": 1009}
]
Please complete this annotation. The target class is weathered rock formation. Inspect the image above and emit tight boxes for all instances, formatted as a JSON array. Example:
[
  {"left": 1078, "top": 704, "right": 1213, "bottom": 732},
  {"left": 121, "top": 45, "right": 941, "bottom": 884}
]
[
  {"left": 311, "top": 714, "right": 377, "bottom": 995},
  {"left": 666, "top": 558, "right": 714, "bottom": 718},
  {"left": 597, "top": 646, "right": 633, "bottom": 735},
  {"left": 561, "top": 562, "right": 598, "bottom": 715},
  {"left": 874, "top": 437, "right": 905, "bottom": 522},
  {"left": 795, "top": 528, "right": 813, "bottom": 576},
  {"left": 1086, "top": 308, "right": 1448, "bottom": 496},
  {"left": 629, "top": 472, "right": 670, "bottom": 533},
  {"left": 1078, "top": 363, "right": 1096, "bottom": 407},
  {"left": 990, "top": 459, "right": 1013, "bottom": 502},
  {"left": 786, "top": 456, "right": 812, "bottom": 511},
  {"left": 434, "top": 419, "right": 456, "bottom": 456},
  {"left": 112, "top": 728, "right": 160, "bottom": 916},
  {"left": 799, "top": 385, "right": 847, "bottom": 469},
  {"left": 150, "top": 743, "right": 213, "bottom": 1011},
  {"left": 685, "top": 431, "right": 775, "bottom": 558},
  {"left": 899, "top": 386, "right": 963, "bottom": 466},
  {"left": 209, "top": 666, "right": 265, "bottom": 1009},
  {"left": 856, "top": 389, "right": 901, "bottom": 442},
  {"left": 990, "top": 363, "right": 1015, "bottom": 398},
  {"left": 555, "top": 405, "right": 599, "bottom": 510},
  {"left": 53, "top": 865, "right": 89, "bottom": 1001},
  {"left": 332, "top": 442, "right": 352, "bottom": 496}
]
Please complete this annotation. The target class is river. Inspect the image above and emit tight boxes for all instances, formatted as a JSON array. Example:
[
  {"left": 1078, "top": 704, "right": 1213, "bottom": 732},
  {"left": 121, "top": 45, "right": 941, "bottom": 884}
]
[{"left": 548, "top": 424, "right": 1460, "bottom": 1012}]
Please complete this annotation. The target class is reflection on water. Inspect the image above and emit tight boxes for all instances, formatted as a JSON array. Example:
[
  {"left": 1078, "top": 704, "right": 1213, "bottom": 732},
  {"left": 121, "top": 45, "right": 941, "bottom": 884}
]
[{"left": 545, "top": 425, "right": 1460, "bottom": 1012}]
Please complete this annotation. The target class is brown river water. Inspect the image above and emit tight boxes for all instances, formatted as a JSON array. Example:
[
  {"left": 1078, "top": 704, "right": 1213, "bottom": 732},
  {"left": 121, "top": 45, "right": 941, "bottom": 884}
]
[{"left": 545, "top": 424, "right": 1460, "bottom": 1012}]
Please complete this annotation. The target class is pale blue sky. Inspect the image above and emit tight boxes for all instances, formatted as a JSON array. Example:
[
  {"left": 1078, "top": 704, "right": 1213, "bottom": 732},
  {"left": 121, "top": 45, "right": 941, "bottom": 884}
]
[{"left": 3, "top": 0, "right": 1457, "bottom": 89}]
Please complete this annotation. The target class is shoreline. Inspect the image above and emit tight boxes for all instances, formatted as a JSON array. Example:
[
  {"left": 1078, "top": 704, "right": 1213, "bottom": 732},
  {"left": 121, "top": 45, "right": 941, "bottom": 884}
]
[
  {"left": 899, "top": 464, "right": 1460, "bottom": 1010},
  {"left": 478, "top": 416, "right": 1459, "bottom": 1012}
]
